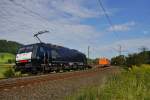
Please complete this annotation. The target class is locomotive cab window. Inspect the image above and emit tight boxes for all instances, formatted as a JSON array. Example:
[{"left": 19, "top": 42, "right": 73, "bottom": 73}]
[{"left": 18, "top": 45, "right": 33, "bottom": 54}]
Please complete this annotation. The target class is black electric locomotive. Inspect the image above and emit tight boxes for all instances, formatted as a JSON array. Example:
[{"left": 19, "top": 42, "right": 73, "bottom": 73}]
[{"left": 15, "top": 43, "right": 88, "bottom": 73}]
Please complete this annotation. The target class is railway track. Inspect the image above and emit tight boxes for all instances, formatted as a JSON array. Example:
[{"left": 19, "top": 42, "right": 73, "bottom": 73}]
[{"left": 0, "top": 66, "right": 112, "bottom": 91}]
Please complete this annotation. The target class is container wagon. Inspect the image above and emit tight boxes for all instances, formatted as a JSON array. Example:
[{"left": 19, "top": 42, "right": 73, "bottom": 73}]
[{"left": 97, "top": 57, "right": 110, "bottom": 67}]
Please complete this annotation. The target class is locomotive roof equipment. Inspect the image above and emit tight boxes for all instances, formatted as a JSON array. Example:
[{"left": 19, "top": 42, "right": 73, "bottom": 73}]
[{"left": 34, "top": 30, "right": 49, "bottom": 43}]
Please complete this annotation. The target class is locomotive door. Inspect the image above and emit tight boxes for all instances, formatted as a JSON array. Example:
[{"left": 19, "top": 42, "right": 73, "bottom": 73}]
[
  {"left": 39, "top": 46, "right": 50, "bottom": 72},
  {"left": 38, "top": 46, "right": 48, "bottom": 64}
]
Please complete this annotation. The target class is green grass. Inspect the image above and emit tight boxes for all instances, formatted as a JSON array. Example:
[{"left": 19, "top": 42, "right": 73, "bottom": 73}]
[
  {"left": 66, "top": 65, "right": 150, "bottom": 100},
  {"left": 0, "top": 53, "right": 15, "bottom": 64},
  {"left": 0, "top": 53, "right": 15, "bottom": 78}
]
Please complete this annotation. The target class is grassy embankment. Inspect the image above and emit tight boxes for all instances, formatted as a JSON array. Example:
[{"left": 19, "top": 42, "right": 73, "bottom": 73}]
[
  {"left": 0, "top": 53, "right": 15, "bottom": 78},
  {"left": 66, "top": 65, "right": 150, "bottom": 100},
  {"left": 0, "top": 53, "right": 15, "bottom": 64}
]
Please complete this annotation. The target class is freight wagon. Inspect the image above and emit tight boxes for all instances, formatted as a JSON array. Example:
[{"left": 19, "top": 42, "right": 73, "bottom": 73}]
[{"left": 97, "top": 57, "right": 110, "bottom": 67}]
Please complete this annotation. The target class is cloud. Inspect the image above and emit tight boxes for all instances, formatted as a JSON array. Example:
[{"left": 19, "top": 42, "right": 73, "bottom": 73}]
[
  {"left": 143, "top": 30, "right": 149, "bottom": 35},
  {"left": 50, "top": 0, "right": 99, "bottom": 19},
  {"left": 84, "top": 37, "right": 150, "bottom": 58},
  {"left": 1, "top": 0, "right": 146, "bottom": 59},
  {"left": 96, "top": 38, "right": 150, "bottom": 57},
  {"left": 0, "top": 0, "right": 102, "bottom": 46},
  {"left": 107, "top": 21, "right": 136, "bottom": 32}
]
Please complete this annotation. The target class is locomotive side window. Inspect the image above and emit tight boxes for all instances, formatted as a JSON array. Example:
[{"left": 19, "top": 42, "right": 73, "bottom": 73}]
[
  {"left": 40, "top": 47, "right": 44, "bottom": 53},
  {"left": 51, "top": 50, "right": 59, "bottom": 59},
  {"left": 37, "top": 46, "right": 45, "bottom": 59}
]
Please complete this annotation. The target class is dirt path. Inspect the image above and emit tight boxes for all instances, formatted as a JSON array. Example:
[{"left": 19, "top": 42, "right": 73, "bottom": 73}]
[{"left": 0, "top": 66, "right": 119, "bottom": 100}]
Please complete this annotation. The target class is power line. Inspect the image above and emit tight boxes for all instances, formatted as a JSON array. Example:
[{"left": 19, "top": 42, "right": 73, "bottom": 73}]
[
  {"left": 113, "top": 45, "right": 128, "bottom": 56},
  {"left": 9, "top": 1, "right": 51, "bottom": 23},
  {"left": 97, "top": 0, "right": 119, "bottom": 38},
  {"left": 97, "top": 0, "right": 113, "bottom": 28},
  {"left": 7, "top": 1, "right": 55, "bottom": 33},
  {"left": 97, "top": 0, "right": 127, "bottom": 56}
]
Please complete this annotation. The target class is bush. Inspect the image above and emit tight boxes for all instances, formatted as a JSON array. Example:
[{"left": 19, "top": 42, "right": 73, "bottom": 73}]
[
  {"left": 111, "top": 55, "right": 126, "bottom": 66},
  {"left": 111, "top": 50, "right": 150, "bottom": 68},
  {"left": 7, "top": 59, "right": 12, "bottom": 64},
  {"left": 3, "top": 68, "right": 15, "bottom": 78}
]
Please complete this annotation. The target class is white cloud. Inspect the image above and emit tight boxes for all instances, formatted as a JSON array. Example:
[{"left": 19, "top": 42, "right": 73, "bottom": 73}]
[
  {"left": 143, "top": 30, "right": 149, "bottom": 35},
  {"left": 0, "top": 0, "right": 111, "bottom": 59},
  {"left": 50, "top": 0, "right": 99, "bottom": 19},
  {"left": 0, "top": 0, "right": 102, "bottom": 46},
  {"left": 1, "top": 0, "right": 146, "bottom": 59},
  {"left": 84, "top": 38, "right": 150, "bottom": 58},
  {"left": 96, "top": 38, "right": 150, "bottom": 57},
  {"left": 108, "top": 21, "right": 136, "bottom": 32}
]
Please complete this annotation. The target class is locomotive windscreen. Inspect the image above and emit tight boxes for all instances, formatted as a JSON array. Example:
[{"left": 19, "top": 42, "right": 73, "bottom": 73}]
[
  {"left": 16, "top": 45, "right": 33, "bottom": 62},
  {"left": 18, "top": 45, "right": 33, "bottom": 54}
]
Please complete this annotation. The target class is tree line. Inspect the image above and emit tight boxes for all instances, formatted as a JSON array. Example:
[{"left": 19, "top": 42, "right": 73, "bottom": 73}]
[
  {"left": 111, "top": 48, "right": 150, "bottom": 67},
  {"left": 0, "top": 40, "right": 22, "bottom": 54}
]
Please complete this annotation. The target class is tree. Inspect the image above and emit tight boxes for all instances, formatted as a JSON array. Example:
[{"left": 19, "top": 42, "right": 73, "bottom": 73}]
[
  {"left": 0, "top": 40, "right": 22, "bottom": 54},
  {"left": 111, "top": 47, "right": 150, "bottom": 67},
  {"left": 3, "top": 68, "right": 15, "bottom": 78},
  {"left": 111, "top": 55, "right": 126, "bottom": 66},
  {"left": 126, "top": 50, "right": 150, "bottom": 67}
]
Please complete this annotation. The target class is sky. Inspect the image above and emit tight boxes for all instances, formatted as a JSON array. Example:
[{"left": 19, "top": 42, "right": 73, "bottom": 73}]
[{"left": 0, "top": 0, "right": 150, "bottom": 58}]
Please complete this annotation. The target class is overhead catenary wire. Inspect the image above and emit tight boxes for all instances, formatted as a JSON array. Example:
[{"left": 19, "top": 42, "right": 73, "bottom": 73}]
[
  {"left": 10, "top": 1, "right": 50, "bottom": 22},
  {"left": 97, "top": 0, "right": 119, "bottom": 38},
  {"left": 2, "top": 1, "right": 51, "bottom": 43},
  {"left": 97, "top": 0, "right": 127, "bottom": 55},
  {"left": 8, "top": 0, "right": 56, "bottom": 31},
  {"left": 97, "top": 0, "right": 113, "bottom": 29}
]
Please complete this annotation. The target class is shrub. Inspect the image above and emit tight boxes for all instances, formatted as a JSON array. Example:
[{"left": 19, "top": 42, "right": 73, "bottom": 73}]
[
  {"left": 3, "top": 68, "right": 15, "bottom": 78},
  {"left": 7, "top": 59, "right": 12, "bottom": 64}
]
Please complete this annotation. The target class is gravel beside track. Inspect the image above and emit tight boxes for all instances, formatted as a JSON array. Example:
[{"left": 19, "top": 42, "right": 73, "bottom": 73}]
[{"left": 0, "top": 66, "right": 119, "bottom": 100}]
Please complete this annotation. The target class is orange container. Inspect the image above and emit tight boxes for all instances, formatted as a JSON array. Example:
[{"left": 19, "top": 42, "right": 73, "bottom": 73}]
[{"left": 98, "top": 58, "right": 110, "bottom": 66}]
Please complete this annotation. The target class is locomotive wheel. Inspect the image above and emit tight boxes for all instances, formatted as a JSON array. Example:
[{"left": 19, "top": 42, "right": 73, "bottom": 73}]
[
  {"left": 20, "top": 70, "right": 26, "bottom": 74},
  {"left": 64, "top": 68, "right": 70, "bottom": 72},
  {"left": 31, "top": 67, "right": 38, "bottom": 74},
  {"left": 55, "top": 69, "right": 60, "bottom": 73},
  {"left": 72, "top": 64, "right": 77, "bottom": 70}
]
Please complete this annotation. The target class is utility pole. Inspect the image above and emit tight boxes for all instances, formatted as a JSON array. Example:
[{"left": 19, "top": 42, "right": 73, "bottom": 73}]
[
  {"left": 113, "top": 45, "right": 128, "bottom": 56},
  {"left": 88, "top": 46, "right": 90, "bottom": 59},
  {"left": 118, "top": 45, "right": 122, "bottom": 56},
  {"left": 118, "top": 45, "right": 128, "bottom": 56}
]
